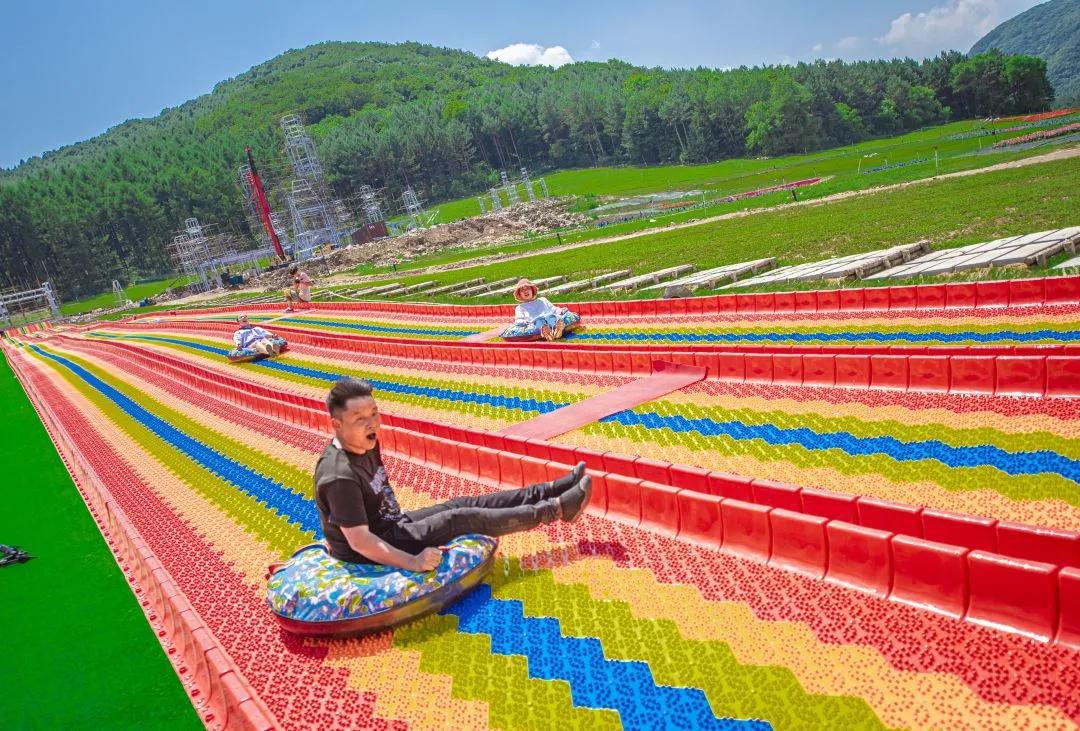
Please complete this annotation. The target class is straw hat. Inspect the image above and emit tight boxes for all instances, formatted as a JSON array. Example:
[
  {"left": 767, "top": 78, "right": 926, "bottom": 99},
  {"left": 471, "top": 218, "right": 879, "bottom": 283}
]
[{"left": 513, "top": 278, "right": 538, "bottom": 302}]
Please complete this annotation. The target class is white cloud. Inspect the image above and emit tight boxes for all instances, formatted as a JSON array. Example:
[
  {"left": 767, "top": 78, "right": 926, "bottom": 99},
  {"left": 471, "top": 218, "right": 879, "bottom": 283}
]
[
  {"left": 876, "top": 0, "right": 1040, "bottom": 57},
  {"left": 835, "top": 36, "right": 861, "bottom": 52},
  {"left": 590, "top": 39, "right": 601, "bottom": 50},
  {"left": 811, "top": 43, "right": 823, "bottom": 53},
  {"left": 486, "top": 43, "right": 574, "bottom": 68}
]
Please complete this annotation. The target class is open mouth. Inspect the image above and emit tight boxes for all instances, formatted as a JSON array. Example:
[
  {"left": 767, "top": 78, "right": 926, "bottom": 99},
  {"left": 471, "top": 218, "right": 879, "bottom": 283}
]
[{"left": 365, "top": 430, "right": 378, "bottom": 443}]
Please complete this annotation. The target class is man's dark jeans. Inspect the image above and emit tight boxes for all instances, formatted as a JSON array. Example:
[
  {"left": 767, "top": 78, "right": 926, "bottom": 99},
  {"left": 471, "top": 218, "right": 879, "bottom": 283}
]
[{"left": 386, "top": 481, "right": 557, "bottom": 551}]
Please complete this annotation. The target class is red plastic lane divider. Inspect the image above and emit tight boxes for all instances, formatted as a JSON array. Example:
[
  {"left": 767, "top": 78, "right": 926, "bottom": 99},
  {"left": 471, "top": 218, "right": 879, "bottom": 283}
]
[
  {"left": 6, "top": 347, "right": 278, "bottom": 731},
  {"left": 104, "top": 319, "right": 1080, "bottom": 397},
  {"left": 142, "top": 273, "right": 1080, "bottom": 320},
  {"left": 500, "top": 361, "right": 707, "bottom": 441},
  {"left": 462, "top": 326, "right": 506, "bottom": 343}
]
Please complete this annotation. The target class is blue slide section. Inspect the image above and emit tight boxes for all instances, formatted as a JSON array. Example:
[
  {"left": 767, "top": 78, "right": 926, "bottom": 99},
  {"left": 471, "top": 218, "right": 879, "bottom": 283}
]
[{"left": 444, "top": 584, "right": 769, "bottom": 730}]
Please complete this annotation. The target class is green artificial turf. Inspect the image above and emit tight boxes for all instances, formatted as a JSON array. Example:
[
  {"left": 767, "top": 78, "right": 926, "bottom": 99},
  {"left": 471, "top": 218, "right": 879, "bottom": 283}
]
[{"left": 0, "top": 354, "right": 200, "bottom": 730}]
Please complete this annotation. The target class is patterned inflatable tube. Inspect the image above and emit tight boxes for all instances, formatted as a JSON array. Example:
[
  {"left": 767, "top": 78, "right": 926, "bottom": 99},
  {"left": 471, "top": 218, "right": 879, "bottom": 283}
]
[
  {"left": 267, "top": 534, "right": 498, "bottom": 636},
  {"left": 500, "top": 311, "right": 582, "bottom": 342},
  {"left": 227, "top": 337, "right": 289, "bottom": 363}
]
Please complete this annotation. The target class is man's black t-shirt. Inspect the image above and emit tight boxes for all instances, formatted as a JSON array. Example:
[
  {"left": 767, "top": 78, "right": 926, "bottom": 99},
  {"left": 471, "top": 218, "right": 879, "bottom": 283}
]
[{"left": 314, "top": 439, "right": 404, "bottom": 563}]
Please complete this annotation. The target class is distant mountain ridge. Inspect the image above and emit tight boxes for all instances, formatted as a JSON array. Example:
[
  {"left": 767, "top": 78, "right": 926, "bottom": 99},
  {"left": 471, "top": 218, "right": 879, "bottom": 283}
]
[
  {"left": 0, "top": 41, "right": 1054, "bottom": 298},
  {"left": 971, "top": 0, "right": 1080, "bottom": 103}
]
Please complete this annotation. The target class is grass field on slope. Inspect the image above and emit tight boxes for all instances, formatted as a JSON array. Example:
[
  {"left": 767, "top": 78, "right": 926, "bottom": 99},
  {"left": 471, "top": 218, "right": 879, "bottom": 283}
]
[
  {"left": 376, "top": 154, "right": 1079, "bottom": 301},
  {"left": 429, "top": 116, "right": 1078, "bottom": 223},
  {"left": 0, "top": 354, "right": 200, "bottom": 730}
]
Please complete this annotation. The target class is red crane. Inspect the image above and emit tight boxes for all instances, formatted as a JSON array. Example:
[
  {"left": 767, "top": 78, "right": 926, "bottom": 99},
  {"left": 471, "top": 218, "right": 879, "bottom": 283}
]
[{"left": 244, "top": 146, "right": 286, "bottom": 261}]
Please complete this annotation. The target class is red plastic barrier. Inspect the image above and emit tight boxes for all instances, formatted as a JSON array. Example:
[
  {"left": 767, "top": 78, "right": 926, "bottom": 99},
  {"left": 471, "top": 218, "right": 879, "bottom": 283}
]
[
  {"left": 583, "top": 470, "right": 609, "bottom": 517},
  {"left": 800, "top": 488, "right": 859, "bottom": 523},
  {"left": 720, "top": 499, "right": 772, "bottom": 562},
  {"left": 708, "top": 472, "right": 754, "bottom": 501},
  {"left": 1057, "top": 568, "right": 1080, "bottom": 649},
  {"left": 669, "top": 464, "right": 711, "bottom": 494},
  {"left": 922, "top": 509, "right": 997, "bottom": 553},
  {"left": 825, "top": 522, "right": 893, "bottom": 596},
  {"left": 676, "top": 491, "right": 723, "bottom": 549},
  {"left": 996, "top": 522, "right": 1080, "bottom": 568},
  {"left": 476, "top": 446, "right": 501, "bottom": 485},
  {"left": 1048, "top": 357, "right": 1080, "bottom": 397},
  {"left": 768, "top": 509, "right": 829, "bottom": 579},
  {"left": 890, "top": 535, "right": 969, "bottom": 619},
  {"left": 639, "top": 481, "right": 681, "bottom": 537},
  {"left": 604, "top": 474, "right": 643, "bottom": 527},
  {"left": 751, "top": 479, "right": 802, "bottom": 512},
  {"left": 858, "top": 497, "right": 924, "bottom": 537},
  {"left": 966, "top": 551, "right": 1059, "bottom": 641}
]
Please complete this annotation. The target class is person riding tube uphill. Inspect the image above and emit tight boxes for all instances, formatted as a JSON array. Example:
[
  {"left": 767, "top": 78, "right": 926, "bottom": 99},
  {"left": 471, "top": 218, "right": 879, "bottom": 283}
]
[
  {"left": 284, "top": 265, "right": 313, "bottom": 312},
  {"left": 500, "top": 278, "right": 582, "bottom": 342},
  {"left": 229, "top": 315, "right": 287, "bottom": 361},
  {"left": 314, "top": 378, "right": 591, "bottom": 570}
]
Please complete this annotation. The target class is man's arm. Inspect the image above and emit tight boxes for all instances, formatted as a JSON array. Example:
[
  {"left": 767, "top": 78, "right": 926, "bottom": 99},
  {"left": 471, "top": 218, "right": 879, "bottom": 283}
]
[{"left": 340, "top": 524, "right": 441, "bottom": 572}]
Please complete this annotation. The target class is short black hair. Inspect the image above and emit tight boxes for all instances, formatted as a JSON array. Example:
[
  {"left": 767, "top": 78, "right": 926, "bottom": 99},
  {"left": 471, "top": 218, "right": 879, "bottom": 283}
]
[
  {"left": 326, "top": 378, "right": 374, "bottom": 416},
  {"left": 289, "top": 265, "right": 299, "bottom": 274}
]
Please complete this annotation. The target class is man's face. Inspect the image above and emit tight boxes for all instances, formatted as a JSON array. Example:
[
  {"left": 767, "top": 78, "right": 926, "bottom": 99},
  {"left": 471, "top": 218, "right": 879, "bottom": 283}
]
[{"left": 333, "top": 395, "right": 381, "bottom": 453}]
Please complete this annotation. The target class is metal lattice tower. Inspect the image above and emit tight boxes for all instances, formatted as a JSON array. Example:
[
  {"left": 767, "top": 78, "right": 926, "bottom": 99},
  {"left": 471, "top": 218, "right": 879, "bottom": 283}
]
[
  {"left": 521, "top": 167, "right": 537, "bottom": 201},
  {"left": 168, "top": 218, "right": 217, "bottom": 290},
  {"left": 280, "top": 114, "right": 324, "bottom": 182},
  {"left": 500, "top": 170, "right": 521, "bottom": 205},
  {"left": 358, "top": 185, "right": 385, "bottom": 224},
  {"left": 112, "top": 280, "right": 127, "bottom": 307},
  {"left": 477, "top": 196, "right": 488, "bottom": 214},
  {"left": 287, "top": 178, "right": 341, "bottom": 251},
  {"left": 402, "top": 186, "right": 426, "bottom": 229},
  {"left": 0, "top": 281, "right": 60, "bottom": 325},
  {"left": 489, "top": 187, "right": 502, "bottom": 211}
]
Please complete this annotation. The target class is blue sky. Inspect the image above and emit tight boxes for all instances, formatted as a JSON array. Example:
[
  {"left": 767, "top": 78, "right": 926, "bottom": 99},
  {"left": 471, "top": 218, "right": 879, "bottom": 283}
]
[{"left": 0, "top": 0, "right": 1043, "bottom": 168}]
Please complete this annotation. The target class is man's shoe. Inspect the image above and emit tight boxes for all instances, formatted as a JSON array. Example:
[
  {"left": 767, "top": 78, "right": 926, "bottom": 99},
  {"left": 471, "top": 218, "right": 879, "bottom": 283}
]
[
  {"left": 543, "top": 461, "right": 586, "bottom": 499},
  {"left": 557, "top": 476, "right": 592, "bottom": 523}
]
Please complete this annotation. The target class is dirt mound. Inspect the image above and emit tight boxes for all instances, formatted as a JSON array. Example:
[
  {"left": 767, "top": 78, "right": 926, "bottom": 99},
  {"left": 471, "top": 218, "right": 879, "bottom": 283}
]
[{"left": 248, "top": 197, "right": 585, "bottom": 288}]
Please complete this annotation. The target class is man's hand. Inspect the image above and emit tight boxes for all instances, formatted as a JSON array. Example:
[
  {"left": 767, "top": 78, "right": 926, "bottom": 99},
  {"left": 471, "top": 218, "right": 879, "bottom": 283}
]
[{"left": 411, "top": 547, "right": 443, "bottom": 572}]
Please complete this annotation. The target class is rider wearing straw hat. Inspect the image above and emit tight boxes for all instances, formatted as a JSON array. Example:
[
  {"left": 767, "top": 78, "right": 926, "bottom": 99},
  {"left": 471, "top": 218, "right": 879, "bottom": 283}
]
[{"left": 512, "top": 278, "right": 568, "bottom": 341}]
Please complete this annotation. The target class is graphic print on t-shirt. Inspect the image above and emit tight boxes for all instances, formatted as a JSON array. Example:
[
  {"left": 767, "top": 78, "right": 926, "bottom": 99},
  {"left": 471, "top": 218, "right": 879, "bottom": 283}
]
[{"left": 370, "top": 466, "right": 403, "bottom": 523}]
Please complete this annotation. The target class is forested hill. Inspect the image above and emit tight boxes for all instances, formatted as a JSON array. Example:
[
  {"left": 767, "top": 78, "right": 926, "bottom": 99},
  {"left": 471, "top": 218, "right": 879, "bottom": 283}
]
[
  {"left": 971, "top": 0, "right": 1080, "bottom": 103},
  {"left": 0, "top": 41, "right": 1054, "bottom": 298}
]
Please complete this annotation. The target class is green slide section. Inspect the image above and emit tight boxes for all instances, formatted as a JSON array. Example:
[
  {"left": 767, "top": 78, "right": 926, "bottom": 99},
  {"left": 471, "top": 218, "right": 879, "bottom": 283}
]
[{"left": 0, "top": 354, "right": 200, "bottom": 730}]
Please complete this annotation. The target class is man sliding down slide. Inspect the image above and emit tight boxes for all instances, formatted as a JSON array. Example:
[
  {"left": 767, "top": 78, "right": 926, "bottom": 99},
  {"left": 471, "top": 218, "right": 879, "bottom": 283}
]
[
  {"left": 233, "top": 314, "right": 282, "bottom": 356},
  {"left": 314, "top": 378, "right": 591, "bottom": 571}
]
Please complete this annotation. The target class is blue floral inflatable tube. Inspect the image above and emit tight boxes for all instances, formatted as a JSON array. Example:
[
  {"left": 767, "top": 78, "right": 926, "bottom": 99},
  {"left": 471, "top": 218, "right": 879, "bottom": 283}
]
[
  {"left": 227, "top": 337, "right": 288, "bottom": 363},
  {"left": 500, "top": 311, "right": 582, "bottom": 342},
  {"left": 267, "top": 534, "right": 498, "bottom": 636}
]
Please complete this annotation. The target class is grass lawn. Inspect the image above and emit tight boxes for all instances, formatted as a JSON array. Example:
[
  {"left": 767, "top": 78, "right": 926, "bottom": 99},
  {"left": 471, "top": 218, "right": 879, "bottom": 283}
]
[
  {"left": 0, "top": 353, "right": 200, "bottom": 730},
  {"left": 59, "top": 277, "right": 194, "bottom": 317},
  {"left": 427, "top": 116, "right": 1079, "bottom": 223},
  {"left": 371, "top": 153, "right": 1079, "bottom": 301}
]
